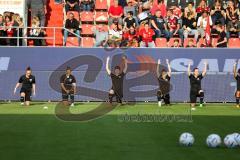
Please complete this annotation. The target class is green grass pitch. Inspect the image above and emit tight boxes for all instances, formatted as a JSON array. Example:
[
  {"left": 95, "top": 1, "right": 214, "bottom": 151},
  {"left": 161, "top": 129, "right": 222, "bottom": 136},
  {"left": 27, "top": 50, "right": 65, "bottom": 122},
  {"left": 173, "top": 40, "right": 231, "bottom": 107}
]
[{"left": 0, "top": 102, "right": 240, "bottom": 160}]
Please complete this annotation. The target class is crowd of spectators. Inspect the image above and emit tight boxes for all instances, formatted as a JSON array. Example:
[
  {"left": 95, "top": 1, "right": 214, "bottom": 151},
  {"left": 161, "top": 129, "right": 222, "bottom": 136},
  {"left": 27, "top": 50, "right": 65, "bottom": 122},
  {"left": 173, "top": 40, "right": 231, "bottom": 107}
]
[
  {"left": 63, "top": 0, "right": 240, "bottom": 47},
  {"left": 0, "top": 0, "right": 47, "bottom": 46},
  {"left": 0, "top": 12, "right": 24, "bottom": 46}
]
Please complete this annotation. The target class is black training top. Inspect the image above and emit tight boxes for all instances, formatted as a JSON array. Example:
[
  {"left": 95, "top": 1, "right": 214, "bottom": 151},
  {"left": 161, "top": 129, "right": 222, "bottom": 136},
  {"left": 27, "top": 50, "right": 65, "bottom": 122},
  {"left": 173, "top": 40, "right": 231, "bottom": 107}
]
[
  {"left": 235, "top": 75, "right": 240, "bottom": 91},
  {"left": 18, "top": 75, "right": 36, "bottom": 90},
  {"left": 189, "top": 74, "right": 203, "bottom": 92},
  {"left": 158, "top": 74, "right": 171, "bottom": 94},
  {"left": 110, "top": 73, "right": 125, "bottom": 91},
  {"left": 60, "top": 74, "right": 76, "bottom": 90}
]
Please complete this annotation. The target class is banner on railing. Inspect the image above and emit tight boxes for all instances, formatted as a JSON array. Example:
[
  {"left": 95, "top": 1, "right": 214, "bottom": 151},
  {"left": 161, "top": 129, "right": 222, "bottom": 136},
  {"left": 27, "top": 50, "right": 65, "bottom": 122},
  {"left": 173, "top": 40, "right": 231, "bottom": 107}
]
[{"left": 0, "top": 47, "right": 239, "bottom": 102}]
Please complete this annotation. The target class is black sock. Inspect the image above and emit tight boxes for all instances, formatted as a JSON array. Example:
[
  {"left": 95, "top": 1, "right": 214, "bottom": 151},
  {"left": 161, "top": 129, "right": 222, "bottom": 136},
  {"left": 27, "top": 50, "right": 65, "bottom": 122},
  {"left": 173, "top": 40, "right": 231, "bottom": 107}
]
[
  {"left": 237, "top": 99, "right": 239, "bottom": 105},
  {"left": 200, "top": 98, "right": 204, "bottom": 104},
  {"left": 117, "top": 97, "right": 122, "bottom": 104},
  {"left": 20, "top": 96, "right": 24, "bottom": 103},
  {"left": 109, "top": 94, "right": 114, "bottom": 103},
  {"left": 70, "top": 95, "right": 74, "bottom": 104}
]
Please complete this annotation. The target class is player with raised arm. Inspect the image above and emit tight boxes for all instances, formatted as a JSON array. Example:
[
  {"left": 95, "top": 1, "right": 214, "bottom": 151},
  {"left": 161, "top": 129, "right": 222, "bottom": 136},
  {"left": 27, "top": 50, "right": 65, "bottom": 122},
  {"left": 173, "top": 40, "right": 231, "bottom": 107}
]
[
  {"left": 60, "top": 67, "right": 76, "bottom": 107},
  {"left": 188, "top": 61, "right": 207, "bottom": 110},
  {"left": 14, "top": 67, "right": 36, "bottom": 106},
  {"left": 156, "top": 59, "right": 171, "bottom": 107},
  {"left": 233, "top": 62, "right": 240, "bottom": 108},
  {"left": 106, "top": 56, "right": 128, "bottom": 104}
]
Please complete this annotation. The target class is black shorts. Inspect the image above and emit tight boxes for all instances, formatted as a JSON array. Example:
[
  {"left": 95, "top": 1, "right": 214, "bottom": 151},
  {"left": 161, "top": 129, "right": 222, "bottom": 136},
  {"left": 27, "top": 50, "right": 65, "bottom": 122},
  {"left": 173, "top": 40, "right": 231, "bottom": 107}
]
[
  {"left": 190, "top": 90, "right": 202, "bottom": 103},
  {"left": 20, "top": 88, "right": 32, "bottom": 101},
  {"left": 62, "top": 91, "right": 74, "bottom": 101}
]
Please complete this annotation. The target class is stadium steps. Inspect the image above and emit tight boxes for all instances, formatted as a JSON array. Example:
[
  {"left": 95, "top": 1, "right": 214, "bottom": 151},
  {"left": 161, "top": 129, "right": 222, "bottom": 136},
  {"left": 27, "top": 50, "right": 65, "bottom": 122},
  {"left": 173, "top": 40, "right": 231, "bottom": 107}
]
[{"left": 45, "top": 0, "right": 64, "bottom": 46}]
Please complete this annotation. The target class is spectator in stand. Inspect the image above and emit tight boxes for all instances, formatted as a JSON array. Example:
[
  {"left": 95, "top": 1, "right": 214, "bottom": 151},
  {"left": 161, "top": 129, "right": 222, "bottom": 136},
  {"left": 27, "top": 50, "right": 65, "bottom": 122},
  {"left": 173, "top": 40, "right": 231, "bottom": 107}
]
[
  {"left": 0, "top": 14, "right": 7, "bottom": 45},
  {"left": 92, "top": 25, "right": 108, "bottom": 47},
  {"left": 124, "top": 0, "right": 137, "bottom": 17},
  {"left": 139, "top": 23, "right": 155, "bottom": 47},
  {"left": 196, "top": 0, "right": 210, "bottom": 20},
  {"left": 184, "top": 2, "right": 196, "bottom": 18},
  {"left": 108, "top": 23, "right": 123, "bottom": 47},
  {"left": 63, "top": 12, "right": 80, "bottom": 46},
  {"left": 12, "top": 14, "right": 24, "bottom": 46},
  {"left": 226, "top": 0, "right": 238, "bottom": 23},
  {"left": 80, "top": 0, "right": 94, "bottom": 11},
  {"left": 65, "top": 0, "right": 80, "bottom": 13},
  {"left": 30, "top": 16, "right": 46, "bottom": 46},
  {"left": 215, "top": 24, "right": 227, "bottom": 47},
  {"left": 210, "top": 1, "right": 225, "bottom": 26},
  {"left": 171, "top": 39, "right": 182, "bottom": 47},
  {"left": 122, "top": 25, "right": 139, "bottom": 47},
  {"left": 28, "top": 0, "right": 47, "bottom": 27},
  {"left": 197, "top": 10, "right": 212, "bottom": 38},
  {"left": 182, "top": 4, "right": 198, "bottom": 41},
  {"left": 226, "top": 16, "right": 240, "bottom": 38},
  {"left": 186, "top": 39, "right": 196, "bottom": 47},
  {"left": 180, "top": 0, "right": 194, "bottom": 9},
  {"left": 150, "top": 0, "right": 167, "bottom": 17},
  {"left": 166, "top": 9, "right": 184, "bottom": 44},
  {"left": 151, "top": 10, "right": 169, "bottom": 39},
  {"left": 124, "top": 1, "right": 138, "bottom": 26},
  {"left": 4, "top": 15, "right": 14, "bottom": 45},
  {"left": 123, "top": 11, "right": 136, "bottom": 31},
  {"left": 171, "top": 5, "right": 183, "bottom": 26},
  {"left": 108, "top": 0, "right": 124, "bottom": 25}
]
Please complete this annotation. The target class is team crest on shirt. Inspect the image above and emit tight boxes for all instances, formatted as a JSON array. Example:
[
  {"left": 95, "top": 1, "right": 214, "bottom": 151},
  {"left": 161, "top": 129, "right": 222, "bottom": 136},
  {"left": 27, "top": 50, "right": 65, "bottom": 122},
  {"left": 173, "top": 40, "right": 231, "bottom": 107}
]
[
  {"left": 69, "top": 78, "right": 72, "bottom": 82},
  {"left": 29, "top": 79, "right": 32, "bottom": 82}
]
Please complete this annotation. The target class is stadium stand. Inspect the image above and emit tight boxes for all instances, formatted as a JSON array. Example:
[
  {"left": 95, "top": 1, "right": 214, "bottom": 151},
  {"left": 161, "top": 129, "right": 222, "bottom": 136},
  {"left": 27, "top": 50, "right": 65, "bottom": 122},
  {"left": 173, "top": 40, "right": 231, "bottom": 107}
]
[{"left": 0, "top": 0, "right": 239, "bottom": 47}]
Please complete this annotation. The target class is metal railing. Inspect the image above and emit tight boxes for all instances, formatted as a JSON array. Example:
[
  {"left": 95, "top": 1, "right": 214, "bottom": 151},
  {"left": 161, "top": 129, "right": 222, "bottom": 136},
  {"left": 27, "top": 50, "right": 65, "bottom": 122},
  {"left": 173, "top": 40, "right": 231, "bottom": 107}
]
[{"left": 0, "top": 26, "right": 82, "bottom": 47}]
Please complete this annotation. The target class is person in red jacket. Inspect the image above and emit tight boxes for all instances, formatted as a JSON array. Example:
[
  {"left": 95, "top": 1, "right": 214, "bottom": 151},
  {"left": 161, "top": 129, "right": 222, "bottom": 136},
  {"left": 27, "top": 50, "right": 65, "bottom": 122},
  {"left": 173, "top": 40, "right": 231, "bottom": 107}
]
[
  {"left": 139, "top": 23, "right": 155, "bottom": 47},
  {"left": 108, "top": 0, "right": 123, "bottom": 25}
]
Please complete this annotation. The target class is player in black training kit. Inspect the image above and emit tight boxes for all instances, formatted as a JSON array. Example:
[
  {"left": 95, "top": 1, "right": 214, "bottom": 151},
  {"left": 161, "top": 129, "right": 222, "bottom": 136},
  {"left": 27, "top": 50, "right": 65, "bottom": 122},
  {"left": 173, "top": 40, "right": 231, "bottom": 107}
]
[
  {"left": 156, "top": 59, "right": 172, "bottom": 107},
  {"left": 188, "top": 61, "right": 207, "bottom": 110},
  {"left": 106, "top": 56, "right": 128, "bottom": 104},
  {"left": 60, "top": 67, "right": 76, "bottom": 107},
  {"left": 233, "top": 62, "right": 240, "bottom": 108},
  {"left": 14, "top": 67, "right": 36, "bottom": 106}
]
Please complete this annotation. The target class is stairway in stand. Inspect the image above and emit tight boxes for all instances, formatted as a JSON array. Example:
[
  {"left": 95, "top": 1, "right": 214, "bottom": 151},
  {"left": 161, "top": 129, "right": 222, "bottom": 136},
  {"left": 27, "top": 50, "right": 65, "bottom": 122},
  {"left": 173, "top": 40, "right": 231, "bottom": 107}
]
[{"left": 45, "top": 0, "right": 64, "bottom": 46}]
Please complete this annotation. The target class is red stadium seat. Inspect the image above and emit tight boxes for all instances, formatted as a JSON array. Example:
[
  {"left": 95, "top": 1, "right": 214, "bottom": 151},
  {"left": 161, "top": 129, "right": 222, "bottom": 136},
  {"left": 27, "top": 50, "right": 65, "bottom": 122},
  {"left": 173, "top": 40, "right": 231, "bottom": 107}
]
[
  {"left": 168, "top": 38, "right": 181, "bottom": 47},
  {"left": 155, "top": 38, "right": 167, "bottom": 48},
  {"left": 67, "top": 11, "right": 80, "bottom": 21},
  {"left": 95, "top": 0, "right": 108, "bottom": 10},
  {"left": 80, "top": 11, "right": 94, "bottom": 23},
  {"left": 229, "top": 38, "right": 240, "bottom": 48},
  {"left": 184, "top": 38, "right": 197, "bottom": 47},
  {"left": 81, "top": 24, "right": 94, "bottom": 35},
  {"left": 95, "top": 11, "right": 108, "bottom": 23},
  {"left": 66, "top": 37, "right": 79, "bottom": 47},
  {"left": 82, "top": 37, "right": 94, "bottom": 47}
]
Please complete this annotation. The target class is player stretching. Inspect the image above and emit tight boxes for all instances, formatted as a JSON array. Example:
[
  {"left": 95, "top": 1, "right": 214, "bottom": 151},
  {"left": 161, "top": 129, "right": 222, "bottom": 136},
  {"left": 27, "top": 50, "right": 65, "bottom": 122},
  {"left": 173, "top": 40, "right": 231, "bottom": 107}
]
[
  {"left": 60, "top": 67, "right": 76, "bottom": 107},
  {"left": 156, "top": 59, "right": 171, "bottom": 107},
  {"left": 233, "top": 62, "right": 240, "bottom": 108},
  {"left": 188, "top": 61, "right": 207, "bottom": 110},
  {"left": 106, "top": 56, "right": 128, "bottom": 104},
  {"left": 14, "top": 67, "right": 36, "bottom": 106}
]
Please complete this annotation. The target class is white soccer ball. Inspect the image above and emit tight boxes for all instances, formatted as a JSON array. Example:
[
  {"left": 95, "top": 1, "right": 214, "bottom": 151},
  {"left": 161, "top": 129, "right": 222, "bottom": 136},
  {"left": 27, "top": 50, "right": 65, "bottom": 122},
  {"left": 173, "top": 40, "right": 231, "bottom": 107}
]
[
  {"left": 224, "top": 134, "right": 238, "bottom": 148},
  {"left": 179, "top": 132, "right": 194, "bottom": 146},
  {"left": 231, "top": 133, "right": 240, "bottom": 146},
  {"left": 206, "top": 134, "right": 222, "bottom": 148}
]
